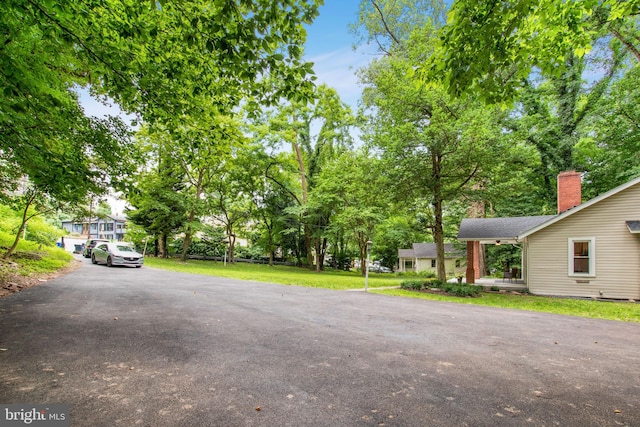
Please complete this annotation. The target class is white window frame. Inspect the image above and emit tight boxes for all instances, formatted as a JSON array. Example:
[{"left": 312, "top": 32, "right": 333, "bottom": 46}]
[{"left": 568, "top": 237, "right": 596, "bottom": 277}]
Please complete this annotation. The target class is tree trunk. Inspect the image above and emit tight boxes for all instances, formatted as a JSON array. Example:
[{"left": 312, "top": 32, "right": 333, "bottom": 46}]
[
  {"left": 267, "top": 224, "right": 274, "bottom": 267},
  {"left": 181, "top": 231, "right": 192, "bottom": 262},
  {"left": 315, "top": 238, "right": 327, "bottom": 272},
  {"left": 228, "top": 233, "right": 236, "bottom": 263},
  {"left": 433, "top": 197, "right": 446, "bottom": 282},
  {"left": 3, "top": 222, "right": 26, "bottom": 260},
  {"left": 432, "top": 153, "right": 446, "bottom": 282},
  {"left": 2, "top": 191, "right": 36, "bottom": 259},
  {"left": 304, "top": 225, "right": 314, "bottom": 269},
  {"left": 293, "top": 131, "right": 314, "bottom": 270},
  {"left": 158, "top": 234, "right": 167, "bottom": 258},
  {"left": 181, "top": 209, "right": 196, "bottom": 262}
]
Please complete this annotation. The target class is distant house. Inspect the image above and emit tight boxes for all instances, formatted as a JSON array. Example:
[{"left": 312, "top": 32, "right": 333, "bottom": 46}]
[
  {"left": 61, "top": 215, "right": 127, "bottom": 241},
  {"left": 398, "top": 243, "right": 466, "bottom": 275},
  {"left": 458, "top": 171, "right": 640, "bottom": 299}
]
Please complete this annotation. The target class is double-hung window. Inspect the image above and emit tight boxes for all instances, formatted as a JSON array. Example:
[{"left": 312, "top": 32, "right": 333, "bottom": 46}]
[{"left": 568, "top": 237, "right": 595, "bottom": 276}]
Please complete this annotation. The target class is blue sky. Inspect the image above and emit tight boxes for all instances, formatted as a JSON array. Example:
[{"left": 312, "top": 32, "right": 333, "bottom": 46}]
[{"left": 303, "top": 0, "right": 372, "bottom": 109}]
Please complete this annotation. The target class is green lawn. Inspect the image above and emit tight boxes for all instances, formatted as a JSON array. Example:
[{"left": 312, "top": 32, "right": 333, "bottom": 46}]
[
  {"left": 144, "top": 257, "right": 404, "bottom": 290},
  {"left": 145, "top": 258, "right": 639, "bottom": 322},
  {"left": 374, "top": 289, "right": 640, "bottom": 323},
  {"left": 0, "top": 231, "right": 72, "bottom": 276}
]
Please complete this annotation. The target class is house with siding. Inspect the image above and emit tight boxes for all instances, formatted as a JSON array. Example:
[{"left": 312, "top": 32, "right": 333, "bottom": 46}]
[
  {"left": 458, "top": 171, "right": 640, "bottom": 299},
  {"left": 61, "top": 215, "right": 127, "bottom": 241},
  {"left": 398, "top": 243, "right": 466, "bottom": 276}
]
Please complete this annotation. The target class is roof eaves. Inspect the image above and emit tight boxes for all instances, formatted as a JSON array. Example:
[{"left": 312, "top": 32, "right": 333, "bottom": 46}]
[{"left": 519, "top": 175, "right": 640, "bottom": 239}]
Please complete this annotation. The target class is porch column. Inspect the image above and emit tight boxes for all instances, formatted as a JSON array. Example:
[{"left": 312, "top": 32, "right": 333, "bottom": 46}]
[
  {"left": 466, "top": 241, "right": 476, "bottom": 284},
  {"left": 473, "top": 241, "right": 481, "bottom": 279}
]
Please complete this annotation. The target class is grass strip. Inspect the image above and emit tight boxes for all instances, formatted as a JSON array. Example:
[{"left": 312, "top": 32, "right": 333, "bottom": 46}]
[
  {"left": 145, "top": 257, "right": 404, "bottom": 290},
  {"left": 373, "top": 289, "right": 640, "bottom": 323}
]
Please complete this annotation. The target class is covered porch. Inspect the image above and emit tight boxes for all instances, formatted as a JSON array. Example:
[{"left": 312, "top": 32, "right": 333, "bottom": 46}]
[{"left": 457, "top": 216, "right": 555, "bottom": 287}]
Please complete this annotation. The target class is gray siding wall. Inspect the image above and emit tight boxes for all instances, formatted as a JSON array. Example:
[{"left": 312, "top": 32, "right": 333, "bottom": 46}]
[{"left": 527, "top": 183, "right": 640, "bottom": 299}]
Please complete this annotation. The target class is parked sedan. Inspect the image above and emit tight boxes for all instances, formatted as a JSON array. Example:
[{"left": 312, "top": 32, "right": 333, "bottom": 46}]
[
  {"left": 91, "top": 242, "right": 144, "bottom": 268},
  {"left": 82, "top": 238, "right": 109, "bottom": 258}
]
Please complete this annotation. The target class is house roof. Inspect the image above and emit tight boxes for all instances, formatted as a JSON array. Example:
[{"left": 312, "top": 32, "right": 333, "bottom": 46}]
[
  {"left": 519, "top": 175, "right": 640, "bottom": 239},
  {"left": 398, "top": 243, "right": 464, "bottom": 259},
  {"left": 457, "top": 216, "right": 555, "bottom": 243},
  {"left": 458, "top": 175, "right": 640, "bottom": 243},
  {"left": 398, "top": 249, "right": 415, "bottom": 258}
]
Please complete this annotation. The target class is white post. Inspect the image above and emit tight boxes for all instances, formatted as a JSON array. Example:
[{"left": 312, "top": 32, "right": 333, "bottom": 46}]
[{"left": 365, "top": 240, "right": 372, "bottom": 292}]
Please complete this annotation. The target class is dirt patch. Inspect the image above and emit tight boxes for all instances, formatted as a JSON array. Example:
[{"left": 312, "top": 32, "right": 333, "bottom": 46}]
[{"left": 0, "top": 259, "right": 82, "bottom": 299}]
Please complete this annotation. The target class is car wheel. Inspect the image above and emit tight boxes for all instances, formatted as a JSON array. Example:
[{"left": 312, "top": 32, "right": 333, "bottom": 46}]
[
  {"left": 106, "top": 256, "right": 112, "bottom": 267},
  {"left": 91, "top": 254, "right": 97, "bottom": 264}
]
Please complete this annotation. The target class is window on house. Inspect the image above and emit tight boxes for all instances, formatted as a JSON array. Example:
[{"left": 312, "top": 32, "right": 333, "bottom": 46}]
[
  {"left": 569, "top": 238, "right": 595, "bottom": 276},
  {"left": 404, "top": 260, "right": 414, "bottom": 271},
  {"left": 431, "top": 259, "right": 436, "bottom": 268}
]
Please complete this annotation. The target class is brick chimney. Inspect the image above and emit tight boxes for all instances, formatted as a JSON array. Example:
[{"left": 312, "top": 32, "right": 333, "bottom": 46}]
[{"left": 557, "top": 171, "right": 582, "bottom": 213}]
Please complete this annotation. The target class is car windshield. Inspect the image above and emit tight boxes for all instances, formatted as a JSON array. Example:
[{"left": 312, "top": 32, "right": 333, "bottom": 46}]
[{"left": 116, "top": 245, "right": 135, "bottom": 252}]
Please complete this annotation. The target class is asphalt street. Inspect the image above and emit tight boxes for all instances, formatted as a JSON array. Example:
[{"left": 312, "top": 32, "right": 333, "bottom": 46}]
[{"left": 1, "top": 256, "right": 639, "bottom": 426}]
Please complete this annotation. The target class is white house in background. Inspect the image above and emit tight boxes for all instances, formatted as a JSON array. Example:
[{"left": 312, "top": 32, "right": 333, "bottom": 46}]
[
  {"left": 61, "top": 215, "right": 127, "bottom": 241},
  {"left": 458, "top": 171, "right": 640, "bottom": 300},
  {"left": 397, "top": 243, "right": 466, "bottom": 276}
]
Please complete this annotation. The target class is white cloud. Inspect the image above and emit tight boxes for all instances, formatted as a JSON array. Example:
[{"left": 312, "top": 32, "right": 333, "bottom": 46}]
[{"left": 306, "top": 45, "right": 376, "bottom": 109}]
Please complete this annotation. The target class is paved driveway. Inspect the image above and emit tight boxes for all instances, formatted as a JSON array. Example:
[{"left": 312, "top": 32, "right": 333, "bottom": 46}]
[{"left": 1, "top": 257, "right": 639, "bottom": 426}]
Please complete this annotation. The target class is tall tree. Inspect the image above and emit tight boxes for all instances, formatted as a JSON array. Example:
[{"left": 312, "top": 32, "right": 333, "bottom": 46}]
[
  {"left": 313, "top": 149, "right": 390, "bottom": 276},
  {"left": 575, "top": 63, "right": 640, "bottom": 198},
  {"left": 359, "top": 22, "right": 506, "bottom": 281},
  {"left": 268, "top": 85, "right": 355, "bottom": 270},
  {"left": 502, "top": 38, "right": 627, "bottom": 207}
]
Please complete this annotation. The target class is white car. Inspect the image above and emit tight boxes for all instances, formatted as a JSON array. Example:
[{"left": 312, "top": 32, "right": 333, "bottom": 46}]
[{"left": 91, "top": 242, "right": 144, "bottom": 268}]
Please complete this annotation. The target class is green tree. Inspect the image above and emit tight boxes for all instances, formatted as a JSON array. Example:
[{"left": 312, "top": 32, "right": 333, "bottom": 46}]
[
  {"left": 313, "top": 149, "right": 389, "bottom": 276},
  {"left": 1, "top": 0, "right": 322, "bottom": 259},
  {"left": 351, "top": 0, "right": 447, "bottom": 54},
  {"left": 575, "top": 64, "right": 640, "bottom": 198},
  {"left": 205, "top": 144, "right": 261, "bottom": 263},
  {"left": 268, "top": 85, "right": 355, "bottom": 270},
  {"left": 433, "top": 0, "right": 640, "bottom": 102},
  {"left": 359, "top": 23, "right": 506, "bottom": 281},
  {"left": 126, "top": 167, "right": 187, "bottom": 258}
]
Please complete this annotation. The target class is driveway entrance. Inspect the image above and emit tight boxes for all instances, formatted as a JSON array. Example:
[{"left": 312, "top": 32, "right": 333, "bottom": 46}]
[{"left": 1, "top": 258, "right": 639, "bottom": 426}]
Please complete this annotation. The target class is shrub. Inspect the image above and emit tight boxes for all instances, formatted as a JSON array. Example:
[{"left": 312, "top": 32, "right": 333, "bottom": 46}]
[
  {"left": 440, "top": 283, "right": 483, "bottom": 297},
  {"left": 425, "top": 279, "right": 444, "bottom": 288},
  {"left": 0, "top": 205, "right": 62, "bottom": 247},
  {"left": 417, "top": 270, "right": 437, "bottom": 279},
  {"left": 400, "top": 279, "right": 425, "bottom": 291}
]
